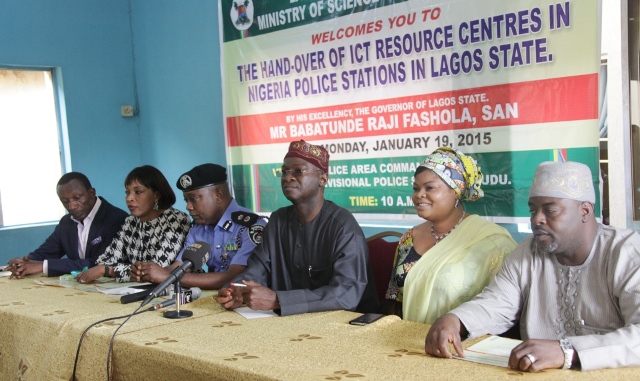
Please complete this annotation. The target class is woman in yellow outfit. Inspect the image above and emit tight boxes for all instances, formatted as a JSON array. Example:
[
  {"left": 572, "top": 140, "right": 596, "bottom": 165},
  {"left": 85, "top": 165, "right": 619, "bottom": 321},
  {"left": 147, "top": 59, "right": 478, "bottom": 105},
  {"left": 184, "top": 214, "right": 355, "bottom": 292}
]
[{"left": 384, "top": 147, "right": 517, "bottom": 324}]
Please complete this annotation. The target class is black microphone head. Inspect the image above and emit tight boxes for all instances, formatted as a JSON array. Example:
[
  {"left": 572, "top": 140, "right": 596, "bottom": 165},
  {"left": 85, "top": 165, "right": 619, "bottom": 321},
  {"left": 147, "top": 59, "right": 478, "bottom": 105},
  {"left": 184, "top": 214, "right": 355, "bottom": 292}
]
[{"left": 182, "top": 242, "right": 211, "bottom": 272}]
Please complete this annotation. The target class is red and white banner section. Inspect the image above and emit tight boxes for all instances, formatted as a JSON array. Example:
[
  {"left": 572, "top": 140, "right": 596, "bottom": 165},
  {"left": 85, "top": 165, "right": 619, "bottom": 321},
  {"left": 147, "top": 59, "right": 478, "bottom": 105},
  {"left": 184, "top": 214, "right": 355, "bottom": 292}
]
[{"left": 219, "top": 0, "right": 601, "bottom": 220}]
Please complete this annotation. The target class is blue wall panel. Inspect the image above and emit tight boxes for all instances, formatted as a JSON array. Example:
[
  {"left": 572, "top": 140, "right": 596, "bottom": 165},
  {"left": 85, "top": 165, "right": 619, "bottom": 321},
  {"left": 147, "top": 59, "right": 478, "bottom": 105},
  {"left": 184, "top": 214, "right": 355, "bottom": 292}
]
[
  {"left": 130, "top": 0, "right": 226, "bottom": 211},
  {"left": 0, "top": 0, "right": 140, "bottom": 263}
]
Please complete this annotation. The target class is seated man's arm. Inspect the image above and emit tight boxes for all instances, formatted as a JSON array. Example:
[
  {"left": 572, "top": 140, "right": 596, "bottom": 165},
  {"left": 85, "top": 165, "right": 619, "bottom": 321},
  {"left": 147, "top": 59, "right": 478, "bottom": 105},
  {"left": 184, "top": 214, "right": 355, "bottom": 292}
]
[
  {"left": 217, "top": 255, "right": 271, "bottom": 310},
  {"left": 182, "top": 264, "right": 247, "bottom": 289},
  {"left": 24, "top": 222, "right": 67, "bottom": 263},
  {"left": 143, "top": 216, "right": 263, "bottom": 289},
  {"left": 450, "top": 244, "right": 527, "bottom": 338},
  {"left": 182, "top": 216, "right": 262, "bottom": 289},
  {"left": 566, "top": 244, "right": 640, "bottom": 371},
  {"left": 49, "top": 204, "right": 127, "bottom": 277},
  {"left": 218, "top": 227, "right": 273, "bottom": 310},
  {"left": 568, "top": 325, "right": 640, "bottom": 371},
  {"left": 7, "top": 257, "right": 42, "bottom": 279},
  {"left": 218, "top": 213, "right": 371, "bottom": 315},
  {"left": 144, "top": 262, "right": 247, "bottom": 290},
  {"left": 425, "top": 313, "right": 468, "bottom": 358},
  {"left": 508, "top": 338, "right": 566, "bottom": 372},
  {"left": 507, "top": 234, "right": 640, "bottom": 372},
  {"left": 23, "top": 220, "right": 91, "bottom": 276},
  {"left": 276, "top": 228, "right": 370, "bottom": 316},
  {"left": 421, "top": 243, "right": 526, "bottom": 360},
  {"left": 45, "top": 257, "right": 92, "bottom": 277}
]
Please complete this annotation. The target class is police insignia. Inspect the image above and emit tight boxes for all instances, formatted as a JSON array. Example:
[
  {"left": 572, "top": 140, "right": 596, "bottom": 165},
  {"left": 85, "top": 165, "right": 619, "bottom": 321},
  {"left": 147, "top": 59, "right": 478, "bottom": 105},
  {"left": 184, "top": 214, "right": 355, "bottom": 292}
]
[
  {"left": 179, "top": 175, "right": 192, "bottom": 189},
  {"left": 249, "top": 224, "right": 263, "bottom": 245},
  {"left": 231, "top": 211, "right": 258, "bottom": 227}
]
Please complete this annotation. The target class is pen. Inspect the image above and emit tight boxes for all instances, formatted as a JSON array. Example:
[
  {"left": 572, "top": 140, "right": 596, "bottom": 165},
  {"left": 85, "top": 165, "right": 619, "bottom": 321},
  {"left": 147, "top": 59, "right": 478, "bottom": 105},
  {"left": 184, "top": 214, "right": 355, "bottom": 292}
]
[{"left": 230, "top": 282, "right": 248, "bottom": 288}]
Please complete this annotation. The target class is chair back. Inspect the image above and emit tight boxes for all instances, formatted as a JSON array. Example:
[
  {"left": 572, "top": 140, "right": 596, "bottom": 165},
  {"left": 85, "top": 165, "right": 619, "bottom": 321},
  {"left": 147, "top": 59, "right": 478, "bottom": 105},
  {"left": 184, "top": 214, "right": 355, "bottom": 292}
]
[{"left": 366, "top": 231, "right": 403, "bottom": 302}]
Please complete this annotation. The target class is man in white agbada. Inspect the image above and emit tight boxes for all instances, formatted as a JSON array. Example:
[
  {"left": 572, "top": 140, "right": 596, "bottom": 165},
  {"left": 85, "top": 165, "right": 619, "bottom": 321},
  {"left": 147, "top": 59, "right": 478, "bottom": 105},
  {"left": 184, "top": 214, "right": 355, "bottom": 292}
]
[{"left": 425, "top": 161, "right": 640, "bottom": 372}]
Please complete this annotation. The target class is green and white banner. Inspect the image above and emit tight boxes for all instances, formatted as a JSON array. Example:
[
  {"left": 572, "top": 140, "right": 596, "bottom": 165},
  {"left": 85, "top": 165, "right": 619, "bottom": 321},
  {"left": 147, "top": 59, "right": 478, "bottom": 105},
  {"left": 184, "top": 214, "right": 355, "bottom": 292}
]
[{"left": 219, "top": 0, "right": 601, "bottom": 221}]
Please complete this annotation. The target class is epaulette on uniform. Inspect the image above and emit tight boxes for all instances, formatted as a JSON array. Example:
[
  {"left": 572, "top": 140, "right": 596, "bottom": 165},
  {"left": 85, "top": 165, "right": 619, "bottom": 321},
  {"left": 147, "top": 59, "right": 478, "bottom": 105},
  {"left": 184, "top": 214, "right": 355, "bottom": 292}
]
[
  {"left": 230, "top": 211, "right": 266, "bottom": 245},
  {"left": 231, "top": 211, "right": 260, "bottom": 227}
]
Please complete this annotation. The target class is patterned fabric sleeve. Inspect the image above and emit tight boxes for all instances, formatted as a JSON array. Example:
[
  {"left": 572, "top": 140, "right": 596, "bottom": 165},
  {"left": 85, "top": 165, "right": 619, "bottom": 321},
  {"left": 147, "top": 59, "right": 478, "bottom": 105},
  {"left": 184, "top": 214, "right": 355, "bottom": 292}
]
[
  {"left": 151, "top": 208, "right": 191, "bottom": 267},
  {"left": 116, "top": 208, "right": 190, "bottom": 282},
  {"left": 384, "top": 229, "right": 414, "bottom": 302},
  {"left": 95, "top": 216, "right": 135, "bottom": 267},
  {"left": 96, "top": 209, "right": 191, "bottom": 282}
]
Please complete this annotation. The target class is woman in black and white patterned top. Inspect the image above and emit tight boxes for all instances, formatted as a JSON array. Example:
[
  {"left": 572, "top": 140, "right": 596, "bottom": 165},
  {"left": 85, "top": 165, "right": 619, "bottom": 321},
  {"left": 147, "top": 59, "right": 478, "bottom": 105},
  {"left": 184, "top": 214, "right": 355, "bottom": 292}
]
[{"left": 77, "top": 166, "right": 190, "bottom": 283}]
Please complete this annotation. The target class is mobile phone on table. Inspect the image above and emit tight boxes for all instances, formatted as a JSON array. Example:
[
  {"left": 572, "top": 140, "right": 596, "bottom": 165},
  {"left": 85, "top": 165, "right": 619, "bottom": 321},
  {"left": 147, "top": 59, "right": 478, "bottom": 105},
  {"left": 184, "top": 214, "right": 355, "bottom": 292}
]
[{"left": 349, "top": 313, "right": 384, "bottom": 326}]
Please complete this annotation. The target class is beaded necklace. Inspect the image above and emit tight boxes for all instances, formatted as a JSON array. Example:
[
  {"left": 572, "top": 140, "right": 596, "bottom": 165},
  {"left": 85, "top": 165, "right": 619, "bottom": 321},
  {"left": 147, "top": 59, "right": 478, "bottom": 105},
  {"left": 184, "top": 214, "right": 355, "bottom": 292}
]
[{"left": 430, "top": 212, "right": 465, "bottom": 244}]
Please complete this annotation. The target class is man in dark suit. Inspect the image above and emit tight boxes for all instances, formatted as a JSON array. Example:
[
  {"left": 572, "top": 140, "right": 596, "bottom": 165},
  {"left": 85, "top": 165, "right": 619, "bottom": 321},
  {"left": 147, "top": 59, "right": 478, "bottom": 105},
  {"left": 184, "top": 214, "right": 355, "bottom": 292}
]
[{"left": 7, "top": 172, "right": 127, "bottom": 277}]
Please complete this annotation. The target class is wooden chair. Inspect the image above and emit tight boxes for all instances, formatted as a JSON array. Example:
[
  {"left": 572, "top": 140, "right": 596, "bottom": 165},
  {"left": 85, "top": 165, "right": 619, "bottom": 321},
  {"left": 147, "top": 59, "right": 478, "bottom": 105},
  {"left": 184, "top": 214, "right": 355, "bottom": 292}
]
[{"left": 366, "top": 231, "right": 403, "bottom": 302}]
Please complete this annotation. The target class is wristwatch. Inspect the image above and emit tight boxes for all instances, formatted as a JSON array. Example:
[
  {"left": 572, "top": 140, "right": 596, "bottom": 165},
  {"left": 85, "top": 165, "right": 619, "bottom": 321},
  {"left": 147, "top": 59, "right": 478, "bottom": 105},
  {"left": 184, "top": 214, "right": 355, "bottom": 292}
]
[
  {"left": 559, "top": 339, "right": 575, "bottom": 369},
  {"left": 104, "top": 265, "right": 110, "bottom": 278}
]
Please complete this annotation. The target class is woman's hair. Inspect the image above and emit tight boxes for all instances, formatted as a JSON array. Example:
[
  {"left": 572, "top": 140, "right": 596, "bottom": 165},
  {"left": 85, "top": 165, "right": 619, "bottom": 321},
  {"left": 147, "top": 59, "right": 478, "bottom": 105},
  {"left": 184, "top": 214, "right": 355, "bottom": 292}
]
[
  {"left": 124, "top": 165, "right": 176, "bottom": 209},
  {"left": 414, "top": 165, "right": 430, "bottom": 178}
]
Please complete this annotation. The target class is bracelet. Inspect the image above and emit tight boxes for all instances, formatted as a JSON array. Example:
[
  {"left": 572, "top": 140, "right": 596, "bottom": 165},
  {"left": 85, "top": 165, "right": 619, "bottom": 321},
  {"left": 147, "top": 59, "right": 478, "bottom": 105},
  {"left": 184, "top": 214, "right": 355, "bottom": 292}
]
[
  {"left": 104, "top": 265, "right": 110, "bottom": 278},
  {"left": 559, "top": 339, "right": 575, "bottom": 369}
]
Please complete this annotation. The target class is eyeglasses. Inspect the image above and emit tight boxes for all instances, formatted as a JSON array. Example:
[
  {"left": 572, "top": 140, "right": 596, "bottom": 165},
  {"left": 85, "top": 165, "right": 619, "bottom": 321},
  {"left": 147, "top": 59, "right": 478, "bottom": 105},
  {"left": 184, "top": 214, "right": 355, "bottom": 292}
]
[{"left": 276, "top": 168, "right": 323, "bottom": 178}]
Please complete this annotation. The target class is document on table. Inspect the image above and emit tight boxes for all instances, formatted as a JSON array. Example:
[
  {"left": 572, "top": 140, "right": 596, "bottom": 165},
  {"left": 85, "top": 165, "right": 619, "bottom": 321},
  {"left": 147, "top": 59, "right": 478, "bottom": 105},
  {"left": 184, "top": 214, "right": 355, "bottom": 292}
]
[
  {"left": 454, "top": 335, "right": 522, "bottom": 368},
  {"left": 96, "top": 282, "right": 153, "bottom": 295},
  {"left": 33, "top": 277, "right": 123, "bottom": 292},
  {"left": 234, "top": 306, "right": 278, "bottom": 319}
]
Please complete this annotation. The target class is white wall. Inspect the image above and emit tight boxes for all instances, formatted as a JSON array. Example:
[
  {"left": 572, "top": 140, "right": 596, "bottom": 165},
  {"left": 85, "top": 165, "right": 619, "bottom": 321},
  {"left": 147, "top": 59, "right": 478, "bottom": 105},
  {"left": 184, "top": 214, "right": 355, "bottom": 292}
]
[{"left": 602, "top": 0, "right": 640, "bottom": 230}]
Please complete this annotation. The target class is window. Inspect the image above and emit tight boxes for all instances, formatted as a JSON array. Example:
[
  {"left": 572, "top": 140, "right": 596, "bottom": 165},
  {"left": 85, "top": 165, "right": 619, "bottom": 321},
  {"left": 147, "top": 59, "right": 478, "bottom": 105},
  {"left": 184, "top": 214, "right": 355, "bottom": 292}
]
[{"left": 0, "top": 69, "right": 65, "bottom": 226}]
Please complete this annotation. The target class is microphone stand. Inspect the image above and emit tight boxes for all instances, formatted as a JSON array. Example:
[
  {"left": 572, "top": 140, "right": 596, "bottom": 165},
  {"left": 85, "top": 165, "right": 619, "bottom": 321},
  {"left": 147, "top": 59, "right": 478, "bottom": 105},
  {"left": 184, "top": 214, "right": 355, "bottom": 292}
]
[{"left": 163, "top": 280, "right": 193, "bottom": 319}]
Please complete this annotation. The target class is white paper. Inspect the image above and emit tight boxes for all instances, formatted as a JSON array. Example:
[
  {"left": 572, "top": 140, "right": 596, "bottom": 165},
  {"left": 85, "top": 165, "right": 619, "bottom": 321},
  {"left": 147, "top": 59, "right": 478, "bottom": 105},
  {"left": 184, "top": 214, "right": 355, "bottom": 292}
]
[
  {"left": 454, "top": 335, "right": 522, "bottom": 368},
  {"left": 234, "top": 306, "right": 278, "bottom": 319},
  {"left": 34, "top": 279, "right": 67, "bottom": 287},
  {"left": 1, "top": 266, "right": 12, "bottom": 277},
  {"left": 95, "top": 282, "right": 153, "bottom": 295}
]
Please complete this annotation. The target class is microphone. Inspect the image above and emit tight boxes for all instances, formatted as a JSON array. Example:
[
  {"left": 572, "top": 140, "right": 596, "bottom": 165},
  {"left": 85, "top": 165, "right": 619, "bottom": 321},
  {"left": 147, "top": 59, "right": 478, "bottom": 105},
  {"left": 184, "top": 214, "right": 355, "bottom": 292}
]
[
  {"left": 120, "top": 284, "right": 173, "bottom": 304},
  {"left": 140, "top": 241, "right": 210, "bottom": 308},
  {"left": 148, "top": 287, "right": 202, "bottom": 311}
]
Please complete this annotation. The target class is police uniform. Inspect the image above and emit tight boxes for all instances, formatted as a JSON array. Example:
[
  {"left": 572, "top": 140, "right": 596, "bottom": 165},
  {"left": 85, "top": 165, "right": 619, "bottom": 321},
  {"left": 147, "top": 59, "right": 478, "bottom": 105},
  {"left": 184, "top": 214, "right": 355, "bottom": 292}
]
[
  {"left": 175, "top": 199, "right": 265, "bottom": 271},
  {"left": 175, "top": 163, "right": 265, "bottom": 273}
]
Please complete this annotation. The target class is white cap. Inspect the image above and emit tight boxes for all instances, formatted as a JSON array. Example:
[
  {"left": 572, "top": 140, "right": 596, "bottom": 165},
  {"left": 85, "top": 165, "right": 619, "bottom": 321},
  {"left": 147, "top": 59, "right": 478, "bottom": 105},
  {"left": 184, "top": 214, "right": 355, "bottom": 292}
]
[{"left": 529, "top": 161, "right": 595, "bottom": 203}]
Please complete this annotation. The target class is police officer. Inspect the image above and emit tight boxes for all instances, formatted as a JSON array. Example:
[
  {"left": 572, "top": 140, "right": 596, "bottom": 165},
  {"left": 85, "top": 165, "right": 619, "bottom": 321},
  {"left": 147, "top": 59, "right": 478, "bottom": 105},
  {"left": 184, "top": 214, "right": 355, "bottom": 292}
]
[{"left": 134, "top": 164, "right": 266, "bottom": 290}]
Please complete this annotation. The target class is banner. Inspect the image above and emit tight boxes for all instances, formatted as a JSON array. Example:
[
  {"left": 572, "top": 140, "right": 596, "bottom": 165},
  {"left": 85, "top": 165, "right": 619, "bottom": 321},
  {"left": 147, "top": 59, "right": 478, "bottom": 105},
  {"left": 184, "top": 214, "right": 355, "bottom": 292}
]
[{"left": 219, "top": 0, "right": 601, "bottom": 221}]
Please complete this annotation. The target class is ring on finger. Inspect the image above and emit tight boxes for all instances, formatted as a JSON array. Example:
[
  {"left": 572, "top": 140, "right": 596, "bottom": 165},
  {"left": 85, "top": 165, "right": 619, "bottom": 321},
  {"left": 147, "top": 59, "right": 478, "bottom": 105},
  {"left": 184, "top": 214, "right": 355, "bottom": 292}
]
[
  {"left": 141, "top": 271, "right": 145, "bottom": 276},
  {"left": 525, "top": 353, "right": 537, "bottom": 363}
]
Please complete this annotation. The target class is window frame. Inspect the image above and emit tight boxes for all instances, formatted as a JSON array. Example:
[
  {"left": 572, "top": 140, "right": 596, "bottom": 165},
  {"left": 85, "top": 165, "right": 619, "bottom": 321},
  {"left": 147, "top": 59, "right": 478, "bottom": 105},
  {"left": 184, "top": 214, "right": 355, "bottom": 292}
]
[{"left": 0, "top": 65, "right": 70, "bottom": 227}]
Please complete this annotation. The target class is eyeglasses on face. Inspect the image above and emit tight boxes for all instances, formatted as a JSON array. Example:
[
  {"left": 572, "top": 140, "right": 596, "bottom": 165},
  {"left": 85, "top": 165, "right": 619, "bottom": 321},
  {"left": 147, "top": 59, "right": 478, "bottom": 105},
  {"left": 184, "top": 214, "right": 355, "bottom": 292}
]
[{"left": 276, "top": 168, "right": 324, "bottom": 178}]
